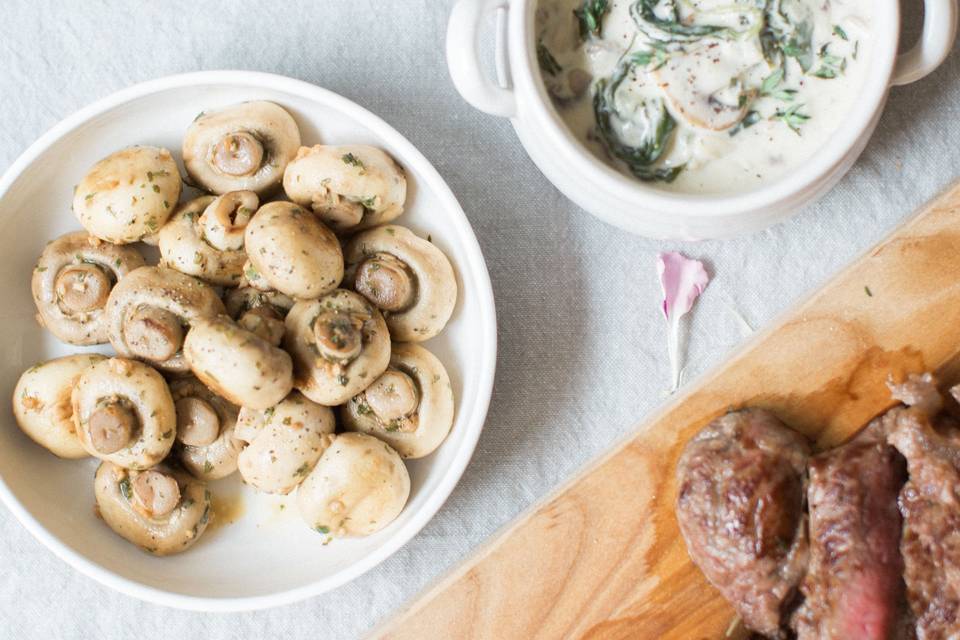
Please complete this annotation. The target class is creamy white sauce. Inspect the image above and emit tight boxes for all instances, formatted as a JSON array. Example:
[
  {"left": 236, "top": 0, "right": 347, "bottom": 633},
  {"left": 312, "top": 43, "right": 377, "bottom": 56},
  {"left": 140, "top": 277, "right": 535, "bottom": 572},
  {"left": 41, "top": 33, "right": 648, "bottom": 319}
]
[{"left": 536, "top": 0, "right": 873, "bottom": 194}]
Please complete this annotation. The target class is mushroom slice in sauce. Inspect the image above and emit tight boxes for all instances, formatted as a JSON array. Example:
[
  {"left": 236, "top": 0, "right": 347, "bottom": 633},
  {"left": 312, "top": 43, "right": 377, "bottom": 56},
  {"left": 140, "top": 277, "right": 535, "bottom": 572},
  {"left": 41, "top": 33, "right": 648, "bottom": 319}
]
[
  {"left": 182, "top": 101, "right": 301, "bottom": 195},
  {"left": 235, "top": 391, "right": 336, "bottom": 494},
  {"left": 344, "top": 225, "right": 457, "bottom": 342},
  {"left": 31, "top": 231, "right": 145, "bottom": 345},
  {"left": 104, "top": 265, "right": 225, "bottom": 373},
  {"left": 72, "top": 146, "right": 181, "bottom": 244},
  {"left": 242, "top": 201, "right": 343, "bottom": 300},
  {"left": 296, "top": 432, "right": 410, "bottom": 538},
  {"left": 95, "top": 461, "right": 211, "bottom": 555},
  {"left": 72, "top": 357, "right": 176, "bottom": 469},
  {"left": 342, "top": 343, "right": 454, "bottom": 459},
  {"left": 282, "top": 144, "right": 407, "bottom": 234},
  {"left": 12, "top": 354, "right": 106, "bottom": 458},
  {"left": 159, "top": 192, "right": 257, "bottom": 286},
  {"left": 183, "top": 315, "right": 293, "bottom": 410},
  {"left": 223, "top": 286, "right": 294, "bottom": 347},
  {"left": 283, "top": 289, "right": 391, "bottom": 406},
  {"left": 170, "top": 377, "right": 243, "bottom": 481}
]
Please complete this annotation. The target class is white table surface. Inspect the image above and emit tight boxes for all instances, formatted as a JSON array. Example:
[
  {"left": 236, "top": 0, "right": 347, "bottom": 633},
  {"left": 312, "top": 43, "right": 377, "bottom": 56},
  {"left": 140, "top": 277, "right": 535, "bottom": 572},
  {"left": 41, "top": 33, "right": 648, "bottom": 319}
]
[{"left": 0, "top": 1, "right": 950, "bottom": 638}]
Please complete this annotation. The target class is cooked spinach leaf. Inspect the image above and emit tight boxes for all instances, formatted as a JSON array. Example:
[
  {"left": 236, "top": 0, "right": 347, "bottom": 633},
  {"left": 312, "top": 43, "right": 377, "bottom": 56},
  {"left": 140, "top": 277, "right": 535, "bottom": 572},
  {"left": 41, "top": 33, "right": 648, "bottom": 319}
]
[
  {"left": 630, "top": 0, "right": 726, "bottom": 44},
  {"left": 574, "top": 0, "right": 609, "bottom": 39},
  {"left": 537, "top": 40, "right": 563, "bottom": 76},
  {"left": 593, "top": 62, "right": 682, "bottom": 182}
]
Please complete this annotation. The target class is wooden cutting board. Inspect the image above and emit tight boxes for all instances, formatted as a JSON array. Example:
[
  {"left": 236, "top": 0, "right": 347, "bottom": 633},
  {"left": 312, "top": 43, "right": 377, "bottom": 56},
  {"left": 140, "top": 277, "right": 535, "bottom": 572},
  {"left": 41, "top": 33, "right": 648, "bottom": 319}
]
[{"left": 373, "top": 183, "right": 960, "bottom": 640}]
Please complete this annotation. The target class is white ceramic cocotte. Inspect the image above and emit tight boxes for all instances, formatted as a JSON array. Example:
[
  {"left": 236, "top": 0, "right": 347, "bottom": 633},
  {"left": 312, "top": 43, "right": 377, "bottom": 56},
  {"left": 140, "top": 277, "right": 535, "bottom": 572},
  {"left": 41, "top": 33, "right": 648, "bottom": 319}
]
[{"left": 447, "top": 0, "right": 958, "bottom": 239}]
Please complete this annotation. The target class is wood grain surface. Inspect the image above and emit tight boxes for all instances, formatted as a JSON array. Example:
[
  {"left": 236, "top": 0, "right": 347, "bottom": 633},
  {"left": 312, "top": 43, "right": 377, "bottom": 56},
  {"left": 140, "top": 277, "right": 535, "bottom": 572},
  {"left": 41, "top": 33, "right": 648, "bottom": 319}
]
[{"left": 373, "top": 184, "right": 960, "bottom": 640}]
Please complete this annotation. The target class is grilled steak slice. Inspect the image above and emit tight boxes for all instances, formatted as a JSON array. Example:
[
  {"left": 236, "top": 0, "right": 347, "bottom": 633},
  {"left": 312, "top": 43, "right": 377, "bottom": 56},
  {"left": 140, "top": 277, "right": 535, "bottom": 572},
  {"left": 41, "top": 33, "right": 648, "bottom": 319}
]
[
  {"left": 791, "top": 420, "right": 908, "bottom": 640},
  {"left": 887, "top": 374, "right": 960, "bottom": 640},
  {"left": 676, "top": 409, "right": 811, "bottom": 637}
]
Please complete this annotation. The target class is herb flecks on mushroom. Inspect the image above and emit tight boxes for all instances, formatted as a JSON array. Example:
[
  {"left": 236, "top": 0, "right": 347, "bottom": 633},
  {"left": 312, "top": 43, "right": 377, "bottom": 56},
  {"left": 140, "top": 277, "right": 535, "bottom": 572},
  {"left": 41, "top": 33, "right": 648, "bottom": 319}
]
[
  {"left": 343, "top": 343, "right": 455, "bottom": 459},
  {"left": 184, "top": 315, "right": 293, "bottom": 410},
  {"left": 344, "top": 225, "right": 457, "bottom": 342},
  {"left": 95, "top": 462, "right": 211, "bottom": 555},
  {"left": 243, "top": 202, "right": 343, "bottom": 300},
  {"left": 159, "top": 192, "right": 257, "bottom": 285},
  {"left": 284, "top": 289, "right": 391, "bottom": 406},
  {"left": 12, "top": 354, "right": 106, "bottom": 458},
  {"left": 282, "top": 144, "right": 407, "bottom": 233},
  {"left": 72, "top": 358, "right": 176, "bottom": 469},
  {"left": 183, "top": 101, "right": 300, "bottom": 195},
  {"left": 72, "top": 146, "right": 181, "bottom": 244},
  {"left": 235, "top": 391, "right": 335, "bottom": 494},
  {"left": 296, "top": 432, "right": 410, "bottom": 538},
  {"left": 32, "top": 232, "right": 145, "bottom": 345},
  {"left": 105, "top": 266, "right": 225, "bottom": 373},
  {"left": 170, "top": 377, "right": 243, "bottom": 481}
]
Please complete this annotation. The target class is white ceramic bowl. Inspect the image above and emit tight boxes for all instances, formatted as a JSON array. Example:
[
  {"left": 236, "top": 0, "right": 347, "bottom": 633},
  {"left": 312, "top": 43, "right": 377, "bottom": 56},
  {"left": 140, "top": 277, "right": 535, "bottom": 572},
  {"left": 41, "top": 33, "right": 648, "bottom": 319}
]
[
  {"left": 448, "top": 0, "right": 958, "bottom": 239},
  {"left": 0, "top": 71, "right": 497, "bottom": 611}
]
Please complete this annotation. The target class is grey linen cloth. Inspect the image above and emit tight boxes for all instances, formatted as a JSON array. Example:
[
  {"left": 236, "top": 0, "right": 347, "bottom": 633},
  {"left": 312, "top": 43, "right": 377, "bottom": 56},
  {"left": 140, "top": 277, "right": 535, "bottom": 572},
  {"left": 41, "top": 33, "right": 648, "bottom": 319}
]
[{"left": 0, "top": 1, "right": 948, "bottom": 638}]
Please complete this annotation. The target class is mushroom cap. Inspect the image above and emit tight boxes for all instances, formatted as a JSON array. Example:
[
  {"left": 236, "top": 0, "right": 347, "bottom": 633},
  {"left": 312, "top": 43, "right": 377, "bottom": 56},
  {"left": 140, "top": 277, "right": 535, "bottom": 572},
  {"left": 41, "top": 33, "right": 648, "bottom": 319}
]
[
  {"left": 182, "top": 101, "right": 301, "bottom": 195},
  {"left": 105, "top": 265, "right": 225, "bottom": 373},
  {"left": 12, "top": 354, "right": 106, "bottom": 458},
  {"left": 235, "top": 391, "right": 336, "bottom": 494},
  {"left": 296, "top": 432, "right": 410, "bottom": 538},
  {"left": 72, "top": 358, "right": 176, "bottom": 469},
  {"left": 94, "top": 461, "right": 211, "bottom": 555},
  {"left": 243, "top": 201, "right": 343, "bottom": 299},
  {"left": 72, "top": 146, "right": 181, "bottom": 244},
  {"left": 342, "top": 343, "right": 454, "bottom": 459},
  {"left": 282, "top": 144, "right": 407, "bottom": 233},
  {"left": 159, "top": 194, "right": 254, "bottom": 286},
  {"left": 183, "top": 315, "right": 293, "bottom": 410},
  {"left": 344, "top": 225, "right": 457, "bottom": 342},
  {"left": 169, "top": 377, "right": 243, "bottom": 480},
  {"left": 283, "top": 290, "right": 391, "bottom": 406},
  {"left": 31, "top": 231, "right": 145, "bottom": 345}
]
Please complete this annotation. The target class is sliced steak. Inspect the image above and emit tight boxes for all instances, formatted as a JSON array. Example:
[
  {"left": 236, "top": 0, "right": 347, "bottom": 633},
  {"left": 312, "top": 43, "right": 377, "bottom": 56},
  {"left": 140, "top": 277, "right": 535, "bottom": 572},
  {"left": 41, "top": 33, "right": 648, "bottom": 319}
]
[
  {"left": 791, "top": 420, "right": 908, "bottom": 640},
  {"left": 887, "top": 375, "right": 960, "bottom": 640},
  {"left": 676, "top": 409, "right": 811, "bottom": 637}
]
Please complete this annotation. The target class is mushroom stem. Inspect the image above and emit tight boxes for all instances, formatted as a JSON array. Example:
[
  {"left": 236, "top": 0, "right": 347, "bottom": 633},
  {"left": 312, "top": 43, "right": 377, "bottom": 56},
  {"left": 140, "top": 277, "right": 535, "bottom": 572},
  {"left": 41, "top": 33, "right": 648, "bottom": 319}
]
[
  {"left": 238, "top": 306, "right": 285, "bottom": 346},
  {"left": 175, "top": 397, "right": 221, "bottom": 447},
  {"left": 312, "top": 310, "right": 364, "bottom": 362},
  {"left": 354, "top": 253, "right": 416, "bottom": 312},
  {"left": 88, "top": 400, "right": 137, "bottom": 454},
  {"left": 200, "top": 191, "right": 259, "bottom": 251},
  {"left": 123, "top": 304, "right": 184, "bottom": 362},
  {"left": 55, "top": 264, "right": 112, "bottom": 314},
  {"left": 364, "top": 369, "right": 419, "bottom": 427},
  {"left": 131, "top": 470, "right": 181, "bottom": 518},
  {"left": 212, "top": 132, "right": 264, "bottom": 177}
]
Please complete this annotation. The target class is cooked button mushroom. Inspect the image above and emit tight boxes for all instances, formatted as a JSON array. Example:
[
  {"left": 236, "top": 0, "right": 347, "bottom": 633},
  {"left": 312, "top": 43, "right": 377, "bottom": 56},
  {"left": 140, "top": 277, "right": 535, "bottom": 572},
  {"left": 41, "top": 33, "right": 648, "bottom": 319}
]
[
  {"left": 243, "top": 202, "right": 343, "bottom": 299},
  {"left": 296, "top": 432, "right": 410, "bottom": 538},
  {"left": 159, "top": 192, "right": 257, "bottom": 285},
  {"left": 344, "top": 225, "right": 457, "bottom": 342},
  {"left": 72, "top": 358, "right": 176, "bottom": 469},
  {"left": 32, "top": 231, "right": 145, "bottom": 345},
  {"left": 223, "top": 286, "right": 293, "bottom": 346},
  {"left": 342, "top": 343, "right": 454, "bottom": 459},
  {"left": 170, "top": 377, "right": 243, "bottom": 480},
  {"left": 72, "top": 146, "right": 181, "bottom": 244},
  {"left": 105, "top": 266, "right": 225, "bottom": 373},
  {"left": 94, "top": 461, "right": 211, "bottom": 555},
  {"left": 235, "top": 391, "right": 336, "bottom": 494},
  {"left": 183, "top": 315, "right": 293, "bottom": 410},
  {"left": 12, "top": 354, "right": 106, "bottom": 458},
  {"left": 284, "top": 289, "right": 391, "bottom": 406},
  {"left": 182, "top": 101, "right": 301, "bottom": 195},
  {"left": 283, "top": 144, "right": 407, "bottom": 233}
]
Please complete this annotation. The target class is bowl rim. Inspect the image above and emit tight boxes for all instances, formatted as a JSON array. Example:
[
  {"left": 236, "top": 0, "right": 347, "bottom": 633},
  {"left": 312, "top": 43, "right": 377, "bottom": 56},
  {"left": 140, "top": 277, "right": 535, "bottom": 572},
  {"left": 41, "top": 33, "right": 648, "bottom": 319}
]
[
  {"left": 510, "top": 0, "right": 901, "bottom": 221},
  {"left": 0, "top": 69, "right": 498, "bottom": 612}
]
